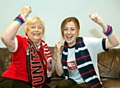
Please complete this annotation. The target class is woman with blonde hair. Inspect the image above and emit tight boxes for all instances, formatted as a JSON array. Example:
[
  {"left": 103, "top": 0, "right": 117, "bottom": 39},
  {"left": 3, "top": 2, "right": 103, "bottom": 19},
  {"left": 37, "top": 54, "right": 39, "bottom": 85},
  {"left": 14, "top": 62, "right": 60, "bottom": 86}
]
[{"left": 0, "top": 6, "right": 54, "bottom": 88}]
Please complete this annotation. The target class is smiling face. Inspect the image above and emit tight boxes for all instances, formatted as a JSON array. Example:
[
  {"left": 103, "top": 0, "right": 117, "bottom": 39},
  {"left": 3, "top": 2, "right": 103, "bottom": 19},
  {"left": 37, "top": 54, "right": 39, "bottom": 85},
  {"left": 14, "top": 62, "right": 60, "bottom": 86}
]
[
  {"left": 63, "top": 21, "right": 79, "bottom": 47},
  {"left": 61, "top": 17, "right": 80, "bottom": 47},
  {"left": 25, "top": 17, "right": 45, "bottom": 45}
]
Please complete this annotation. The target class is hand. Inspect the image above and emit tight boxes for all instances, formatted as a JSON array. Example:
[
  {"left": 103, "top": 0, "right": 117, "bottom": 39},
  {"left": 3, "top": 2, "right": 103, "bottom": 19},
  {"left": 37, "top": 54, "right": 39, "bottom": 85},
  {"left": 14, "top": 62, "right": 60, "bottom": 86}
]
[
  {"left": 89, "top": 13, "right": 104, "bottom": 25},
  {"left": 89, "top": 13, "right": 107, "bottom": 30},
  {"left": 53, "top": 42, "right": 63, "bottom": 61},
  {"left": 20, "top": 6, "right": 32, "bottom": 18},
  {"left": 54, "top": 42, "right": 63, "bottom": 55}
]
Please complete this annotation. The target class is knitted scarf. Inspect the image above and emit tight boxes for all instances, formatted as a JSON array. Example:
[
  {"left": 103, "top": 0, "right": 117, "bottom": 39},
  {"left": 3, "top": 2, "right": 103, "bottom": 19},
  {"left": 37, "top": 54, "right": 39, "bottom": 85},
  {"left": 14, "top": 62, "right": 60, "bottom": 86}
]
[
  {"left": 26, "top": 39, "right": 47, "bottom": 88},
  {"left": 62, "top": 37, "right": 102, "bottom": 88}
]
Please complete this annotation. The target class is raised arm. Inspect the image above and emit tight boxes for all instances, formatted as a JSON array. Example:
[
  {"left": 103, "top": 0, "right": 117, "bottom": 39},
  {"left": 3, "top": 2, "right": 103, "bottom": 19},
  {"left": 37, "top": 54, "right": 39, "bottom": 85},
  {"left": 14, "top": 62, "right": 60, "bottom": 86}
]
[
  {"left": 89, "top": 13, "right": 119, "bottom": 49},
  {"left": 53, "top": 42, "right": 64, "bottom": 76},
  {"left": 1, "top": 6, "right": 31, "bottom": 52}
]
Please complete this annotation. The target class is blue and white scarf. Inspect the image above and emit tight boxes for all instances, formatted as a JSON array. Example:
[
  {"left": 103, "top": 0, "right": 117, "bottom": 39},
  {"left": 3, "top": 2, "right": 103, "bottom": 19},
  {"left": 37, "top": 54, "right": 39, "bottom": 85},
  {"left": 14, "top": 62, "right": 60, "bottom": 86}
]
[{"left": 62, "top": 37, "right": 102, "bottom": 88}]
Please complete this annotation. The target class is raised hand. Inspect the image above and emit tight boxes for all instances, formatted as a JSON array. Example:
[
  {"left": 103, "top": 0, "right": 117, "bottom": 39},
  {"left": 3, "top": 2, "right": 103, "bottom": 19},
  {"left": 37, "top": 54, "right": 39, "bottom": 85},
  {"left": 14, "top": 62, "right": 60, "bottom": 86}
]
[
  {"left": 20, "top": 6, "right": 32, "bottom": 18},
  {"left": 89, "top": 13, "right": 104, "bottom": 25},
  {"left": 89, "top": 13, "right": 107, "bottom": 30}
]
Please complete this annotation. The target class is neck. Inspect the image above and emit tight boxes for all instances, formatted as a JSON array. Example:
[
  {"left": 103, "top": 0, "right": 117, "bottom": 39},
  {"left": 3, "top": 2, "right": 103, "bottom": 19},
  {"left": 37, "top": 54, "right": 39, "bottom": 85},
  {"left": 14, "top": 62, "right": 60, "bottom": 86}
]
[{"left": 31, "top": 39, "right": 41, "bottom": 46}]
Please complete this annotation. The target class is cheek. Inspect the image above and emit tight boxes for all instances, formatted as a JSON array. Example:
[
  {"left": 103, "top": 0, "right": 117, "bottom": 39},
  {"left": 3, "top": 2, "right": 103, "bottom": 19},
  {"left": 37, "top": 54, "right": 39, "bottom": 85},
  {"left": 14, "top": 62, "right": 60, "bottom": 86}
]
[
  {"left": 26, "top": 28, "right": 31, "bottom": 33},
  {"left": 63, "top": 30, "right": 67, "bottom": 35},
  {"left": 27, "top": 32, "right": 31, "bottom": 37},
  {"left": 40, "top": 29, "right": 44, "bottom": 34},
  {"left": 27, "top": 30, "right": 33, "bottom": 36},
  {"left": 75, "top": 31, "right": 78, "bottom": 35},
  {"left": 74, "top": 30, "right": 79, "bottom": 35}
]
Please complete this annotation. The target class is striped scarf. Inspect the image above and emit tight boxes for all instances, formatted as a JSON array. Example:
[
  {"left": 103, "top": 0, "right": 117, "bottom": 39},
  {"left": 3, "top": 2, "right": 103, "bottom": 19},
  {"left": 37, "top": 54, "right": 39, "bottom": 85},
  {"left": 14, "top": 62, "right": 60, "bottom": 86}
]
[
  {"left": 62, "top": 37, "right": 102, "bottom": 88},
  {"left": 26, "top": 39, "right": 47, "bottom": 88}
]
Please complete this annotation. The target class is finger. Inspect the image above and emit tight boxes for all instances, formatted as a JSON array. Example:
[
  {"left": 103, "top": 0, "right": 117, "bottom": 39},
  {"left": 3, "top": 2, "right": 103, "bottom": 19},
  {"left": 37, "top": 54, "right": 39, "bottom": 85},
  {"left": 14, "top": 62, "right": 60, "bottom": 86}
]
[
  {"left": 91, "top": 15, "right": 95, "bottom": 19},
  {"left": 89, "top": 14, "right": 91, "bottom": 18},
  {"left": 61, "top": 46, "right": 63, "bottom": 50},
  {"left": 58, "top": 41, "right": 61, "bottom": 43},
  {"left": 55, "top": 44, "right": 57, "bottom": 48},
  {"left": 29, "top": 6, "right": 32, "bottom": 13}
]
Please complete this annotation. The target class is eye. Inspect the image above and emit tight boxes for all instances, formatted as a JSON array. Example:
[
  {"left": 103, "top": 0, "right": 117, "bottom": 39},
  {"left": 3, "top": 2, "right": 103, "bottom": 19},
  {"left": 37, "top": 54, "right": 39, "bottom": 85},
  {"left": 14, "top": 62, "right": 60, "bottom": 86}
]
[
  {"left": 64, "top": 28, "right": 68, "bottom": 31},
  {"left": 37, "top": 26, "right": 43, "bottom": 29},
  {"left": 31, "top": 26, "right": 36, "bottom": 29},
  {"left": 71, "top": 28, "right": 75, "bottom": 31}
]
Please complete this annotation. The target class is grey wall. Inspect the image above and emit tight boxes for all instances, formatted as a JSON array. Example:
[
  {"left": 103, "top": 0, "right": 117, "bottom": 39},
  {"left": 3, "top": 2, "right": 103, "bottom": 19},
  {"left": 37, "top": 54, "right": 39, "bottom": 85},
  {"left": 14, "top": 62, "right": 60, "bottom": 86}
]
[{"left": 0, "top": 0, "right": 120, "bottom": 47}]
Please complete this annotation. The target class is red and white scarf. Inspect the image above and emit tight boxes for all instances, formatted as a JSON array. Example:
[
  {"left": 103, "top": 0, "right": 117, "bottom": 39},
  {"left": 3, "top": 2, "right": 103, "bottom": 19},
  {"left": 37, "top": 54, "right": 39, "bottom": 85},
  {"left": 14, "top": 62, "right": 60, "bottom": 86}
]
[{"left": 26, "top": 39, "right": 47, "bottom": 88}]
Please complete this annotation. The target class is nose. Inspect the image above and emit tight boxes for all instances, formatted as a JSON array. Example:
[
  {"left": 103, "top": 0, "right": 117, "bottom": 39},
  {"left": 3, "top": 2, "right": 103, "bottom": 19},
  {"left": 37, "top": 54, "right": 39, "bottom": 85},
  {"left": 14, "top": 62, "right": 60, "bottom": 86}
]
[
  {"left": 67, "top": 29, "right": 71, "bottom": 34},
  {"left": 35, "top": 27, "right": 39, "bottom": 31}
]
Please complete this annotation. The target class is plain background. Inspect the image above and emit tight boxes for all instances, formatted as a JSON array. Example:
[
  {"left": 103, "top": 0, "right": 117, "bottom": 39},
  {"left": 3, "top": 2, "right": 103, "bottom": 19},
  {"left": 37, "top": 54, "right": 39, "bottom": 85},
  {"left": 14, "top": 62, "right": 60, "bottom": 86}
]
[{"left": 0, "top": 0, "right": 120, "bottom": 47}]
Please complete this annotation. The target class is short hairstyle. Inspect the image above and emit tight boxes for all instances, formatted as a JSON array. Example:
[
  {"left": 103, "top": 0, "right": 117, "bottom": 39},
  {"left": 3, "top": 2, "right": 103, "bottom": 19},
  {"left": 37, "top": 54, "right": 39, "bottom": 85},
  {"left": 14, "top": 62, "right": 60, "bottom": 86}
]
[{"left": 24, "top": 17, "right": 45, "bottom": 34}]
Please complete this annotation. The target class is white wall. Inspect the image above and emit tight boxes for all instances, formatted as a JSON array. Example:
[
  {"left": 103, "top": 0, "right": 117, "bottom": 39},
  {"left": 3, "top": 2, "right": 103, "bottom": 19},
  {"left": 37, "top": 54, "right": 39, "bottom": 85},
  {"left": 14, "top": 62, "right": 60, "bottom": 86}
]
[{"left": 0, "top": 0, "right": 120, "bottom": 47}]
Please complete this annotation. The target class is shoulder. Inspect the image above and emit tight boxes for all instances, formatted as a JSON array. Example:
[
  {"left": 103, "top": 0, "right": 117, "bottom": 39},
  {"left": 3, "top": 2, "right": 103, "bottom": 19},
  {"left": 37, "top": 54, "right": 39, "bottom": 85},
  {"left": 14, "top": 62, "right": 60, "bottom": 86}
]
[
  {"left": 82, "top": 37, "right": 103, "bottom": 44},
  {"left": 16, "top": 35, "right": 28, "bottom": 47},
  {"left": 14, "top": 35, "right": 28, "bottom": 52},
  {"left": 41, "top": 39, "right": 49, "bottom": 47},
  {"left": 16, "top": 35, "right": 28, "bottom": 41},
  {"left": 82, "top": 37, "right": 105, "bottom": 53}
]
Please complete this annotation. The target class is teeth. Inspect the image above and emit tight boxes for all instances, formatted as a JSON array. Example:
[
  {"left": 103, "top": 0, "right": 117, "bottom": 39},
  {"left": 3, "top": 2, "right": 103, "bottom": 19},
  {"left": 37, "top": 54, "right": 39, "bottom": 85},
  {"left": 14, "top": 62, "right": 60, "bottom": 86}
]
[
  {"left": 66, "top": 36, "right": 72, "bottom": 41},
  {"left": 67, "top": 36, "right": 72, "bottom": 38},
  {"left": 33, "top": 33, "right": 40, "bottom": 35}
]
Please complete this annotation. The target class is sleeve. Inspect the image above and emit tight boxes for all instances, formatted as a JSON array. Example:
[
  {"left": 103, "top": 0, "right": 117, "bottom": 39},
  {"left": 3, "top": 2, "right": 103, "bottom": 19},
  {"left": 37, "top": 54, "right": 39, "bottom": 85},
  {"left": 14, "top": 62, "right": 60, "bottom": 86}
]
[
  {"left": 102, "top": 38, "right": 109, "bottom": 51},
  {"left": 83, "top": 37, "right": 107, "bottom": 53},
  {"left": 13, "top": 35, "right": 26, "bottom": 53}
]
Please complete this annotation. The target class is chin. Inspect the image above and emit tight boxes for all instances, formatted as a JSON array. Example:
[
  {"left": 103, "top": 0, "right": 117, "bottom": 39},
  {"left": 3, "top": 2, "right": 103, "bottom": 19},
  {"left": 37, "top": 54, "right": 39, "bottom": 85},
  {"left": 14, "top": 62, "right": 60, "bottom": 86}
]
[{"left": 66, "top": 41, "right": 72, "bottom": 44}]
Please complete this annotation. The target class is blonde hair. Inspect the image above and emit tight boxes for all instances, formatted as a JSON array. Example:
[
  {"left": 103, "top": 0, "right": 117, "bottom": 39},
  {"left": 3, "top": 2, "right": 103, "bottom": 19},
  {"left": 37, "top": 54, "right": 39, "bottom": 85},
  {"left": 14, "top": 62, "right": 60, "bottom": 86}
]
[{"left": 24, "top": 17, "right": 45, "bottom": 34}]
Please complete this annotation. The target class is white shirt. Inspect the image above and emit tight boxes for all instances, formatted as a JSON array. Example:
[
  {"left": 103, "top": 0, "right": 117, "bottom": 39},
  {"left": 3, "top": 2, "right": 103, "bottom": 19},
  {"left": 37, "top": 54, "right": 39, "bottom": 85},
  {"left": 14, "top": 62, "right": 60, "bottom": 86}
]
[{"left": 66, "top": 37, "right": 104, "bottom": 84}]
